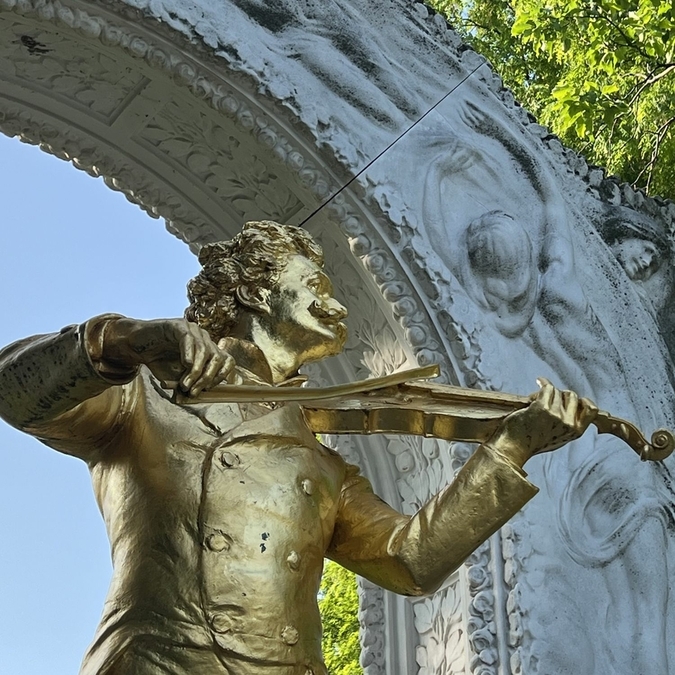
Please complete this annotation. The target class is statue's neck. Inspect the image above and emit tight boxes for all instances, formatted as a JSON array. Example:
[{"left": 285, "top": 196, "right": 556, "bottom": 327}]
[{"left": 227, "top": 319, "right": 301, "bottom": 384}]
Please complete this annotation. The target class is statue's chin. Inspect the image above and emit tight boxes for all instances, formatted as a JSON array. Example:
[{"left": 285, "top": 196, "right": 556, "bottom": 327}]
[
  {"left": 335, "top": 323, "right": 348, "bottom": 348},
  {"left": 302, "top": 325, "right": 348, "bottom": 363}
]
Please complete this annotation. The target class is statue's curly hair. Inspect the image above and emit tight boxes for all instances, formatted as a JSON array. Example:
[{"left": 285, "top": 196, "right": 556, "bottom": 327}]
[{"left": 185, "top": 220, "right": 324, "bottom": 340}]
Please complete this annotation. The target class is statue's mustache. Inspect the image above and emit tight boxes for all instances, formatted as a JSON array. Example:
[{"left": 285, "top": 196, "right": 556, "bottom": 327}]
[{"left": 308, "top": 301, "right": 347, "bottom": 322}]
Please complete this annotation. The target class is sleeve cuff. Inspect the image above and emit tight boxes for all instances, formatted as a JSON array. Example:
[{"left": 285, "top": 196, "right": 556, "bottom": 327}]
[
  {"left": 481, "top": 441, "right": 529, "bottom": 478},
  {"left": 81, "top": 314, "right": 139, "bottom": 385}
]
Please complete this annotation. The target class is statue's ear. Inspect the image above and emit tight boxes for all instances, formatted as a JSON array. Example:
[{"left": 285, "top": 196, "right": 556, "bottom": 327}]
[{"left": 236, "top": 285, "right": 271, "bottom": 314}]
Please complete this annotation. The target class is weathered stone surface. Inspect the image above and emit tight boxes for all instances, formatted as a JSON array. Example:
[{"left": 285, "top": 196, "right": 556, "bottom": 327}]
[{"left": 1, "top": 1, "right": 674, "bottom": 673}]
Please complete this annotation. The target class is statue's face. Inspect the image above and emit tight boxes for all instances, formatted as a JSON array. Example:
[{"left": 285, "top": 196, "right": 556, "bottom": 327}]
[
  {"left": 262, "top": 254, "right": 348, "bottom": 364},
  {"left": 611, "top": 237, "right": 661, "bottom": 282}
]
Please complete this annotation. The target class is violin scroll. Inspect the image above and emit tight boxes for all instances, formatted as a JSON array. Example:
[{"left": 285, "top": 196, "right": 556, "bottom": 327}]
[
  {"left": 648, "top": 429, "right": 675, "bottom": 462},
  {"left": 594, "top": 411, "right": 675, "bottom": 462}
]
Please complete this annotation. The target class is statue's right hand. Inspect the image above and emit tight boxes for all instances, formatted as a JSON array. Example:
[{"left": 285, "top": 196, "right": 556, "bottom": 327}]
[
  {"left": 486, "top": 378, "right": 598, "bottom": 468},
  {"left": 102, "top": 318, "right": 235, "bottom": 396}
]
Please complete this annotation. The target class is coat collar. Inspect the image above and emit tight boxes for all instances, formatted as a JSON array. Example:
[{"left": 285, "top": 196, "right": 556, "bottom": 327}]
[
  {"left": 219, "top": 337, "right": 274, "bottom": 384},
  {"left": 186, "top": 337, "right": 307, "bottom": 434}
]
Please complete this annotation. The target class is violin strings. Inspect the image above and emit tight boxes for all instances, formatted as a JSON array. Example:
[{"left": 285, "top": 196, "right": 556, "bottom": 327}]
[{"left": 298, "top": 61, "right": 486, "bottom": 228}]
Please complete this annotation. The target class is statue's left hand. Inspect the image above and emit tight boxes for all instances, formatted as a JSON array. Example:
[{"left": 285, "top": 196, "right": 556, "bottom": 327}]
[{"left": 486, "top": 378, "right": 598, "bottom": 467}]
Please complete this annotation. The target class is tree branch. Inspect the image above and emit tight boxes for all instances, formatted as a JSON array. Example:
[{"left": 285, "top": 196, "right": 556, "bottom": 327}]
[
  {"left": 576, "top": 7, "right": 653, "bottom": 62},
  {"left": 634, "top": 116, "right": 675, "bottom": 193},
  {"left": 628, "top": 64, "right": 675, "bottom": 108}
]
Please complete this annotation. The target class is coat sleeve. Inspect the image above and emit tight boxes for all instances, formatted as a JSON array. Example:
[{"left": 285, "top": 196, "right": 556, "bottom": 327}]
[
  {"left": 326, "top": 445, "right": 538, "bottom": 596},
  {"left": 0, "top": 315, "right": 139, "bottom": 461}
]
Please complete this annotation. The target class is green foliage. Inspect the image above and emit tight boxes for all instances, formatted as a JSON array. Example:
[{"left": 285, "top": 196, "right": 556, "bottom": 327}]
[
  {"left": 428, "top": 0, "right": 675, "bottom": 200},
  {"left": 319, "top": 561, "right": 363, "bottom": 675}
]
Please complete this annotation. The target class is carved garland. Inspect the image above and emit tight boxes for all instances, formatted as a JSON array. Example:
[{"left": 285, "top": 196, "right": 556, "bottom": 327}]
[{"left": 0, "top": 2, "right": 472, "bottom": 673}]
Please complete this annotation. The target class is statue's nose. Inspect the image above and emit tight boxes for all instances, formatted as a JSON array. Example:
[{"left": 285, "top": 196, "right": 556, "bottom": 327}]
[{"left": 327, "top": 302, "right": 348, "bottom": 320}]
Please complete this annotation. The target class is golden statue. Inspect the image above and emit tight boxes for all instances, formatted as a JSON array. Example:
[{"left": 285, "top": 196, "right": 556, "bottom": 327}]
[{"left": 0, "top": 221, "right": 669, "bottom": 675}]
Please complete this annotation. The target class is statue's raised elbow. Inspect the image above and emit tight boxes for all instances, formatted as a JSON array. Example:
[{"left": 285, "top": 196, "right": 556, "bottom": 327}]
[{"left": 392, "top": 554, "right": 457, "bottom": 597}]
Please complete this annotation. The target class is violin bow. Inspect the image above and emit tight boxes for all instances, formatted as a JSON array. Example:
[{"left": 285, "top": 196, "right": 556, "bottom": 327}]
[{"left": 164, "top": 365, "right": 675, "bottom": 462}]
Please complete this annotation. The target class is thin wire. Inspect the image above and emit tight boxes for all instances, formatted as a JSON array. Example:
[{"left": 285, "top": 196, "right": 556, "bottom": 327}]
[{"left": 299, "top": 61, "right": 486, "bottom": 227}]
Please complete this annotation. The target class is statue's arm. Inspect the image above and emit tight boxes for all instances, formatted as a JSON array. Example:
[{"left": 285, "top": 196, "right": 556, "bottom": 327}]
[
  {"left": 327, "top": 445, "right": 537, "bottom": 596},
  {"left": 327, "top": 380, "right": 597, "bottom": 595},
  {"left": 0, "top": 314, "right": 236, "bottom": 459},
  {"left": 0, "top": 315, "right": 139, "bottom": 458}
]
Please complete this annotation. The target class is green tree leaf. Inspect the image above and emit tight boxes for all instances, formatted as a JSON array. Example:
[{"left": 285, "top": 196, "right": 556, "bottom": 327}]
[
  {"left": 428, "top": 0, "right": 675, "bottom": 199},
  {"left": 319, "top": 561, "right": 364, "bottom": 675}
]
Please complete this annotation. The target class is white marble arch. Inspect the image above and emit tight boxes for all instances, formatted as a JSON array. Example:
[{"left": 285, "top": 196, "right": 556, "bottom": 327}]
[
  {"left": 3, "top": 2, "right": 675, "bottom": 675},
  {"left": 0, "top": 1, "right": 476, "bottom": 674}
]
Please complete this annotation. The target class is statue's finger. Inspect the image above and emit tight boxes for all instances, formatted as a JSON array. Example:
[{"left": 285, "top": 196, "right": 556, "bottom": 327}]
[
  {"left": 182, "top": 325, "right": 208, "bottom": 391},
  {"left": 215, "top": 355, "right": 236, "bottom": 385},
  {"left": 549, "top": 385, "right": 562, "bottom": 415},
  {"left": 190, "top": 351, "right": 226, "bottom": 396},
  {"left": 179, "top": 331, "right": 195, "bottom": 368},
  {"left": 534, "top": 377, "right": 555, "bottom": 407},
  {"left": 561, "top": 390, "right": 579, "bottom": 428}
]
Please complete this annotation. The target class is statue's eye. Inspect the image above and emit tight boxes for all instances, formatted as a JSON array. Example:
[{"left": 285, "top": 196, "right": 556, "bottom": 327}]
[{"left": 307, "top": 277, "right": 326, "bottom": 294}]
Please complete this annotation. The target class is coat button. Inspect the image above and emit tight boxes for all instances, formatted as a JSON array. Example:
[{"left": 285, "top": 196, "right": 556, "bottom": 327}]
[
  {"left": 301, "top": 479, "right": 314, "bottom": 496},
  {"left": 287, "top": 550, "right": 300, "bottom": 571},
  {"left": 220, "top": 451, "right": 240, "bottom": 468},
  {"left": 205, "top": 533, "right": 230, "bottom": 552},
  {"left": 210, "top": 613, "right": 232, "bottom": 634},
  {"left": 281, "top": 625, "right": 299, "bottom": 645}
]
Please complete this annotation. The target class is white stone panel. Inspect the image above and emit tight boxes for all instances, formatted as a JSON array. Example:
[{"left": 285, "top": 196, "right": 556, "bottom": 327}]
[{"left": 1, "top": 1, "right": 675, "bottom": 674}]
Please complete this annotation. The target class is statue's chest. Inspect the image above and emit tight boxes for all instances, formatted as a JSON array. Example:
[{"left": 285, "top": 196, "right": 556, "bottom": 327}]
[
  {"left": 199, "top": 403, "right": 345, "bottom": 542},
  {"left": 134, "top": 391, "right": 346, "bottom": 544}
]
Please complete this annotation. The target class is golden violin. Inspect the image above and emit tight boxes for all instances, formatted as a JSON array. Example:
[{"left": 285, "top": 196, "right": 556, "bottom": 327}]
[{"left": 169, "top": 365, "right": 675, "bottom": 462}]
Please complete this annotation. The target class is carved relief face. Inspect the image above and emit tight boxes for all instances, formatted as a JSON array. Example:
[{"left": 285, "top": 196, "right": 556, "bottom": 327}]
[
  {"left": 260, "top": 254, "right": 348, "bottom": 364},
  {"left": 610, "top": 237, "right": 661, "bottom": 282},
  {"left": 464, "top": 212, "right": 538, "bottom": 335},
  {"left": 610, "top": 236, "right": 673, "bottom": 314}
]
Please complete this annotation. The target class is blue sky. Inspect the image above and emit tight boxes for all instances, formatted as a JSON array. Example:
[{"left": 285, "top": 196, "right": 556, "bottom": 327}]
[{"left": 0, "top": 134, "right": 200, "bottom": 674}]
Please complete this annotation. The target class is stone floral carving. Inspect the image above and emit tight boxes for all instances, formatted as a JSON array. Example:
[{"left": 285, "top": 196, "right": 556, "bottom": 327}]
[
  {"left": 465, "top": 541, "right": 499, "bottom": 675},
  {"left": 413, "top": 582, "right": 465, "bottom": 675},
  {"left": 0, "top": 13, "right": 143, "bottom": 118},
  {"left": 501, "top": 519, "right": 527, "bottom": 675},
  {"left": 0, "top": 101, "right": 214, "bottom": 249},
  {"left": 359, "top": 579, "right": 386, "bottom": 675},
  {"left": 413, "top": 442, "right": 499, "bottom": 675},
  {"left": 141, "top": 99, "right": 304, "bottom": 222}
]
